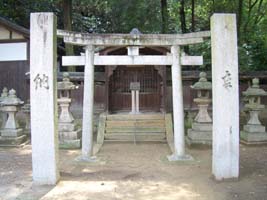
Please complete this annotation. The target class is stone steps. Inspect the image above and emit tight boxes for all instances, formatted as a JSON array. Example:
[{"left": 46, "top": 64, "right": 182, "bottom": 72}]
[
  {"left": 106, "top": 114, "right": 165, "bottom": 121},
  {"left": 106, "top": 120, "right": 165, "bottom": 128},
  {"left": 106, "top": 127, "right": 166, "bottom": 133},
  {"left": 104, "top": 113, "right": 166, "bottom": 142},
  {"left": 105, "top": 133, "right": 166, "bottom": 142}
]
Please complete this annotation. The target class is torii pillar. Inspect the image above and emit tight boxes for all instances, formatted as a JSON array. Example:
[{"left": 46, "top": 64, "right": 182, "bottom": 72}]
[
  {"left": 168, "top": 45, "right": 193, "bottom": 161},
  {"left": 77, "top": 45, "right": 97, "bottom": 161}
]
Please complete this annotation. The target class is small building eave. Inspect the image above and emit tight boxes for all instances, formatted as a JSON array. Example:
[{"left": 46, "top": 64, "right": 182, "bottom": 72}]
[{"left": 0, "top": 16, "right": 29, "bottom": 39}]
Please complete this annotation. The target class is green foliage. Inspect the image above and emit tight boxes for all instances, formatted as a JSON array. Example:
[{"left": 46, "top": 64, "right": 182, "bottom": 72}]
[
  {"left": 106, "top": 0, "right": 162, "bottom": 33},
  {"left": 0, "top": 0, "right": 267, "bottom": 71}
]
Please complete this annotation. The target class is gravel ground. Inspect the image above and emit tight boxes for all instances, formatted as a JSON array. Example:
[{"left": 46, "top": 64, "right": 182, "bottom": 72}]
[{"left": 0, "top": 143, "right": 267, "bottom": 200}]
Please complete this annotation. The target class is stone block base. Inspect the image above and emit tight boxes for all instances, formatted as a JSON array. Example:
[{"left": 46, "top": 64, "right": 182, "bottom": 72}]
[
  {"left": 192, "top": 122, "right": 212, "bottom": 132},
  {"left": 23, "top": 129, "right": 31, "bottom": 136},
  {"left": 59, "top": 129, "right": 81, "bottom": 140},
  {"left": 59, "top": 139, "right": 81, "bottom": 149},
  {"left": 240, "top": 131, "right": 267, "bottom": 145},
  {"left": 1, "top": 128, "right": 23, "bottom": 137},
  {"left": 0, "top": 135, "right": 27, "bottom": 147},
  {"left": 59, "top": 123, "right": 77, "bottom": 132},
  {"left": 244, "top": 125, "right": 265, "bottom": 133},
  {"left": 186, "top": 129, "right": 212, "bottom": 148},
  {"left": 59, "top": 129, "right": 81, "bottom": 149}
]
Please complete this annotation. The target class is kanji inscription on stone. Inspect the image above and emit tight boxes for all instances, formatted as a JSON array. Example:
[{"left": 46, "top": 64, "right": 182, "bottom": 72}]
[
  {"left": 222, "top": 70, "right": 232, "bottom": 90},
  {"left": 33, "top": 73, "right": 49, "bottom": 90}
]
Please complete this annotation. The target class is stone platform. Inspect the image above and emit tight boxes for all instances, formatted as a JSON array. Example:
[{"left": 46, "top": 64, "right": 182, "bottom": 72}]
[
  {"left": 59, "top": 128, "right": 82, "bottom": 149},
  {"left": 240, "top": 130, "right": 267, "bottom": 145},
  {"left": 187, "top": 122, "right": 212, "bottom": 148},
  {"left": 0, "top": 135, "right": 27, "bottom": 147}
]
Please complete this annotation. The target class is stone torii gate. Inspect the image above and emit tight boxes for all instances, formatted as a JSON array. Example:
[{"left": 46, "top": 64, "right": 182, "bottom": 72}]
[
  {"left": 30, "top": 13, "right": 239, "bottom": 184},
  {"left": 59, "top": 31, "right": 206, "bottom": 163}
]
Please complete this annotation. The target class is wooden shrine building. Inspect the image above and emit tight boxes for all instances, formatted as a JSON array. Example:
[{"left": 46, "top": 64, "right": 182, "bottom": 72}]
[{"left": 99, "top": 43, "right": 169, "bottom": 113}]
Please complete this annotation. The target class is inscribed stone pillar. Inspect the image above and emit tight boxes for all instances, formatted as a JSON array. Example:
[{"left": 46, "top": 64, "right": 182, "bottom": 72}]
[
  {"left": 30, "top": 13, "right": 59, "bottom": 184},
  {"left": 211, "top": 14, "right": 239, "bottom": 180},
  {"left": 79, "top": 45, "right": 95, "bottom": 160},
  {"left": 168, "top": 46, "right": 192, "bottom": 161}
]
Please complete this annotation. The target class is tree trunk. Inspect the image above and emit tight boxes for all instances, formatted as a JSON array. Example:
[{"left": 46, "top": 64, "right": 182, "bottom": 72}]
[
  {"left": 180, "top": 0, "right": 189, "bottom": 53},
  {"left": 180, "top": 0, "right": 187, "bottom": 34},
  {"left": 237, "top": 0, "right": 243, "bottom": 43},
  {"left": 212, "top": 0, "right": 215, "bottom": 13},
  {"left": 62, "top": 0, "right": 75, "bottom": 72},
  {"left": 191, "top": 0, "right": 195, "bottom": 32},
  {"left": 161, "top": 0, "right": 168, "bottom": 33}
]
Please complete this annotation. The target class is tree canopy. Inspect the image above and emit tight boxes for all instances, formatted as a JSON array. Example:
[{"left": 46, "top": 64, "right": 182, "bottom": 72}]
[{"left": 0, "top": 0, "right": 266, "bottom": 71}]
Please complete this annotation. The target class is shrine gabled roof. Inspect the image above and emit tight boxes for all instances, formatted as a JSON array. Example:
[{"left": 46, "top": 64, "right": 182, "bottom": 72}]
[{"left": 0, "top": 16, "right": 29, "bottom": 38}]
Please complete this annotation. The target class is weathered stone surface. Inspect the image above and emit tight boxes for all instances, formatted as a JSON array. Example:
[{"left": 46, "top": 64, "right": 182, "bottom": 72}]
[
  {"left": 0, "top": 135, "right": 26, "bottom": 146},
  {"left": 1, "top": 128, "right": 23, "bottom": 137},
  {"left": 241, "top": 78, "right": 267, "bottom": 145},
  {"left": 57, "top": 29, "right": 210, "bottom": 46},
  {"left": 186, "top": 134, "right": 212, "bottom": 148},
  {"left": 96, "top": 113, "right": 106, "bottom": 146},
  {"left": 246, "top": 110, "right": 263, "bottom": 125},
  {"left": 193, "top": 100, "right": 212, "bottom": 123},
  {"left": 244, "top": 124, "right": 265, "bottom": 133},
  {"left": 58, "top": 123, "right": 77, "bottom": 132},
  {"left": 59, "top": 129, "right": 81, "bottom": 140},
  {"left": 57, "top": 72, "right": 81, "bottom": 149},
  {"left": 58, "top": 72, "right": 77, "bottom": 92},
  {"left": 1, "top": 89, "right": 24, "bottom": 106},
  {"left": 187, "top": 122, "right": 212, "bottom": 148},
  {"left": 0, "top": 87, "right": 8, "bottom": 129},
  {"left": 21, "top": 100, "right": 31, "bottom": 135},
  {"left": 80, "top": 45, "right": 95, "bottom": 160},
  {"left": 240, "top": 131, "right": 267, "bottom": 143},
  {"left": 30, "top": 13, "right": 59, "bottom": 185},
  {"left": 186, "top": 71, "right": 212, "bottom": 148},
  {"left": 58, "top": 98, "right": 74, "bottom": 123},
  {"left": 211, "top": 14, "right": 239, "bottom": 180},
  {"left": 187, "top": 129, "right": 212, "bottom": 141},
  {"left": 191, "top": 72, "right": 212, "bottom": 90},
  {"left": 192, "top": 122, "right": 212, "bottom": 132},
  {"left": 0, "top": 89, "right": 26, "bottom": 146},
  {"left": 62, "top": 55, "right": 203, "bottom": 66},
  {"left": 165, "top": 114, "right": 174, "bottom": 154},
  {"left": 243, "top": 78, "right": 267, "bottom": 97},
  {"left": 1, "top": 105, "right": 19, "bottom": 129},
  {"left": 168, "top": 45, "right": 186, "bottom": 160},
  {"left": 59, "top": 139, "right": 81, "bottom": 149}
]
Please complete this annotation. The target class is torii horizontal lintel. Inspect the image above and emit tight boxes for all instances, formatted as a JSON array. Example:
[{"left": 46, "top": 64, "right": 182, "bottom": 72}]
[
  {"left": 57, "top": 29, "right": 210, "bottom": 46},
  {"left": 62, "top": 55, "right": 203, "bottom": 66}
]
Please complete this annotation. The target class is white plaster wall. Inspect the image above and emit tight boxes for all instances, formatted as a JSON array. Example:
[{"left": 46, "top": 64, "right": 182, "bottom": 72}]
[
  {"left": 12, "top": 31, "right": 24, "bottom": 39},
  {"left": 0, "top": 42, "right": 27, "bottom": 61},
  {"left": 0, "top": 26, "right": 10, "bottom": 39}
]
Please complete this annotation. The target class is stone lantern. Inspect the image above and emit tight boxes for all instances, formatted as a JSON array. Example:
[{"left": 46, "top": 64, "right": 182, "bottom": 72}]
[
  {"left": 0, "top": 89, "right": 26, "bottom": 146},
  {"left": 58, "top": 72, "right": 81, "bottom": 148},
  {"left": 21, "top": 100, "right": 31, "bottom": 136},
  {"left": 241, "top": 78, "right": 267, "bottom": 144},
  {"left": 0, "top": 87, "right": 8, "bottom": 128},
  {"left": 187, "top": 72, "right": 212, "bottom": 147}
]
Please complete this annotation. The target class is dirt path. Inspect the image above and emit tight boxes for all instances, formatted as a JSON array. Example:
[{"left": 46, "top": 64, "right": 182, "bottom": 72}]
[{"left": 0, "top": 143, "right": 267, "bottom": 200}]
